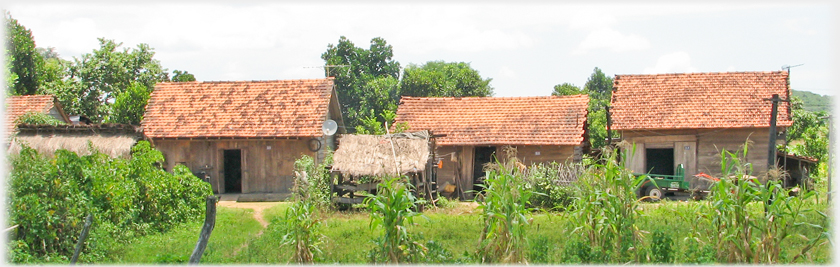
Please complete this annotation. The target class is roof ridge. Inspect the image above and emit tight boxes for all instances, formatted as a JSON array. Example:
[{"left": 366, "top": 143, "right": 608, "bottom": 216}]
[
  {"left": 158, "top": 77, "right": 334, "bottom": 85},
  {"left": 401, "top": 94, "right": 588, "bottom": 101},
  {"left": 616, "top": 70, "right": 787, "bottom": 77}
]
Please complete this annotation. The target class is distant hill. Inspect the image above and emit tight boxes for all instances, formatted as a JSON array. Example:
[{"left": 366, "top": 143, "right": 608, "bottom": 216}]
[{"left": 791, "top": 89, "right": 832, "bottom": 113}]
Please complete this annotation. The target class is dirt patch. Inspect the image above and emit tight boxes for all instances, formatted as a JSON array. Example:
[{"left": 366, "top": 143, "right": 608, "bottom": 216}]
[{"left": 216, "top": 201, "right": 282, "bottom": 228}]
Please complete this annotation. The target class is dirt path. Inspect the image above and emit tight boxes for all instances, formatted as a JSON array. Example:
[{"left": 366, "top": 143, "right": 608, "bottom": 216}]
[{"left": 216, "top": 201, "right": 282, "bottom": 228}]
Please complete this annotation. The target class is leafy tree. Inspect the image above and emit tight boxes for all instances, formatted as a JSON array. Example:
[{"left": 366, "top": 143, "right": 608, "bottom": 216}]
[
  {"left": 53, "top": 38, "right": 167, "bottom": 122},
  {"left": 321, "top": 36, "right": 401, "bottom": 130},
  {"left": 584, "top": 67, "right": 616, "bottom": 148},
  {"left": 107, "top": 82, "right": 151, "bottom": 125},
  {"left": 785, "top": 96, "right": 830, "bottom": 176},
  {"left": 171, "top": 69, "right": 196, "bottom": 82},
  {"left": 5, "top": 48, "right": 18, "bottom": 90},
  {"left": 552, "top": 83, "right": 583, "bottom": 96},
  {"left": 399, "top": 61, "right": 493, "bottom": 97},
  {"left": 4, "top": 12, "right": 43, "bottom": 95}
]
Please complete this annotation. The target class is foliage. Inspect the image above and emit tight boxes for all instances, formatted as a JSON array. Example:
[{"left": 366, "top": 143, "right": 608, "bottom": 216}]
[
  {"left": 321, "top": 36, "right": 400, "bottom": 130},
  {"left": 584, "top": 67, "right": 617, "bottom": 148},
  {"left": 522, "top": 161, "right": 583, "bottom": 211},
  {"left": 4, "top": 12, "right": 43, "bottom": 95},
  {"left": 649, "top": 230, "right": 674, "bottom": 263},
  {"left": 292, "top": 153, "right": 333, "bottom": 209},
  {"left": 106, "top": 82, "right": 150, "bottom": 125},
  {"left": 693, "top": 143, "right": 829, "bottom": 263},
  {"left": 785, "top": 96, "right": 830, "bottom": 176},
  {"left": 363, "top": 176, "right": 427, "bottom": 263},
  {"left": 14, "top": 111, "right": 65, "bottom": 126},
  {"left": 170, "top": 69, "right": 196, "bottom": 82},
  {"left": 278, "top": 201, "right": 323, "bottom": 263},
  {"left": 5, "top": 48, "right": 19, "bottom": 90},
  {"left": 399, "top": 60, "right": 494, "bottom": 97},
  {"left": 551, "top": 82, "right": 583, "bottom": 96},
  {"left": 7, "top": 141, "right": 212, "bottom": 263},
  {"left": 475, "top": 149, "right": 535, "bottom": 264},
  {"left": 567, "top": 145, "right": 646, "bottom": 263}
]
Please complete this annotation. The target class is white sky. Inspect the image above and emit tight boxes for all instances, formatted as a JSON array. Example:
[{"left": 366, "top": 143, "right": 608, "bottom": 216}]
[{"left": 5, "top": 2, "right": 837, "bottom": 97}]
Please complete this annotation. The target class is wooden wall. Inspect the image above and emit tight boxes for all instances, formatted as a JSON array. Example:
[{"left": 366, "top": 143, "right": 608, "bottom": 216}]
[
  {"left": 621, "top": 127, "right": 781, "bottom": 184},
  {"left": 153, "top": 138, "right": 316, "bottom": 194},
  {"left": 434, "top": 144, "right": 579, "bottom": 200}
]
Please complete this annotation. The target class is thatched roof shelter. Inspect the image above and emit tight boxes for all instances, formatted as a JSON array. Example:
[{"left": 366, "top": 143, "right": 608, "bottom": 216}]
[
  {"left": 331, "top": 131, "right": 431, "bottom": 177},
  {"left": 8, "top": 124, "right": 142, "bottom": 158}
]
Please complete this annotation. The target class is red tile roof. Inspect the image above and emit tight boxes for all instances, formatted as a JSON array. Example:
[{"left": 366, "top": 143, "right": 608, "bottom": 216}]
[
  {"left": 610, "top": 71, "right": 792, "bottom": 130},
  {"left": 394, "top": 95, "right": 589, "bottom": 146},
  {"left": 142, "top": 78, "right": 335, "bottom": 138},
  {"left": 5, "top": 95, "right": 59, "bottom": 134}
]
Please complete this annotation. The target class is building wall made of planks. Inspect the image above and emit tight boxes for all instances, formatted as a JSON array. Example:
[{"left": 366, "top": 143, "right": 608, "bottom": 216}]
[{"left": 152, "top": 139, "right": 316, "bottom": 194}]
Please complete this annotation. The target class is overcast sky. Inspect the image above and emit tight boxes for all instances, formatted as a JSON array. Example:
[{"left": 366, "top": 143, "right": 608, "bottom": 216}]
[{"left": 5, "top": 2, "right": 837, "bottom": 97}]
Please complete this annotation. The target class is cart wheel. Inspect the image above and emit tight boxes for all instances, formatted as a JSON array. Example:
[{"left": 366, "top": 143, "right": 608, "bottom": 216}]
[{"left": 646, "top": 186, "right": 663, "bottom": 201}]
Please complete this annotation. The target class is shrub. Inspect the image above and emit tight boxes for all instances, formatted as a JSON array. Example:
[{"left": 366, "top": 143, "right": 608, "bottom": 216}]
[
  {"left": 522, "top": 161, "right": 583, "bottom": 211},
  {"left": 7, "top": 141, "right": 211, "bottom": 263},
  {"left": 293, "top": 153, "right": 333, "bottom": 209},
  {"left": 14, "top": 111, "right": 65, "bottom": 126}
]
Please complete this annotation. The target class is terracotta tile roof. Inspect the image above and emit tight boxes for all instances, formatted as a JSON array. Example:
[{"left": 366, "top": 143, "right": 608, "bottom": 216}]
[
  {"left": 142, "top": 78, "right": 335, "bottom": 138},
  {"left": 5, "top": 95, "right": 58, "bottom": 134},
  {"left": 394, "top": 95, "right": 589, "bottom": 146},
  {"left": 610, "top": 71, "right": 793, "bottom": 130}
]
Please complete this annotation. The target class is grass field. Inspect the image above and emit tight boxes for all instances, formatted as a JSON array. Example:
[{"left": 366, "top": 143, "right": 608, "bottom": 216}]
[{"left": 107, "top": 198, "right": 831, "bottom": 264}]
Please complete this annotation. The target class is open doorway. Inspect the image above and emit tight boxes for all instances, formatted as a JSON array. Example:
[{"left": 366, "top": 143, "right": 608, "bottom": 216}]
[
  {"left": 223, "top": 149, "right": 242, "bottom": 193},
  {"left": 645, "top": 148, "right": 674, "bottom": 176},
  {"left": 473, "top": 146, "right": 496, "bottom": 192}
]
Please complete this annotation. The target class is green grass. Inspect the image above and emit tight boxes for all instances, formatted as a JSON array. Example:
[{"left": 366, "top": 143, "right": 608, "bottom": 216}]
[
  {"left": 107, "top": 199, "right": 831, "bottom": 264},
  {"left": 107, "top": 206, "right": 264, "bottom": 264}
]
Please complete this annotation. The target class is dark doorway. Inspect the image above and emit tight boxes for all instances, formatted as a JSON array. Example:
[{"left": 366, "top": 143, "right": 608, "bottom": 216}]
[
  {"left": 473, "top": 146, "right": 496, "bottom": 192},
  {"left": 223, "top": 149, "right": 242, "bottom": 193},
  {"left": 645, "top": 148, "right": 674, "bottom": 176}
]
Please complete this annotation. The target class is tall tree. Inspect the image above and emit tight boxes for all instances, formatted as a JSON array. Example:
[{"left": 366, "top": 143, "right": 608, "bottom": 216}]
[
  {"left": 583, "top": 67, "right": 616, "bottom": 148},
  {"left": 108, "top": 82, "right": 150, "bottom": 125},
  {"left": 59, "top": 38, "right": 167, "bottom": 122},
  {"left": 4, "top": 13, "right": 43, "bottom": 95},
  {"left": 321, "top": 36, "right": 400, "bottom": 130},
  {"left": 399, "top": 61, "right": 493, "bottom": 97},
  {"left": 551, "top": 83, "right": 583, "bottom": 96}
]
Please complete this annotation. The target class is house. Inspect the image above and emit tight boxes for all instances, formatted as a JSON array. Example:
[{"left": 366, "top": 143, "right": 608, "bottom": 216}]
[
  {"left": 394, "top": 94, "right": 590, "bottom": 199},
  {"left": 610, "top": 71, "right": 793, "bottom": 185},
  {"left": 141, "top": 78, "right": 345, "bottom": 195},
  {"left": 5, "top": 95, "right": 70, "bottom": 137},
  {"left": 8, "top": 123, "right": 142, "bottom": 158}
]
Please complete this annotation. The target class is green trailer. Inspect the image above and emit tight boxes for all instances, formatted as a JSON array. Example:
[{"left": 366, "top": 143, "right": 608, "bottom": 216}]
[{"left": 635, "top": 164, "right": 701, "bottom": 200}]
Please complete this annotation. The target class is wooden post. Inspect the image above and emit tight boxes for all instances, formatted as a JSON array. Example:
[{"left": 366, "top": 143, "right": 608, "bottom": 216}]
[
  {"left": 189, "top": 196, "right": 217, "bottom": 264},
  {"left": 766, "top": 94, "right": 781, "bottom": 171},
  {"left": 605, "top": 105, "right": 612, "bottom": 145},
  {"left": 70, "top": 214, "right": 93, "bottom": 265}
]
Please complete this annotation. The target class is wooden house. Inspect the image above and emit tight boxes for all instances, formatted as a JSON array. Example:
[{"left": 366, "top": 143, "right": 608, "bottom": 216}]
[
  {"left": 610, "top": 71, "right": 793, "bottom": 184},
  {"left": 393, "top": 95, "right": 590, "bottom": 199},
  {"left": 5, "top": 95, "right": 70, "bottom": 137},
  {"left": 141, "top": 78, "right": 344, "bottom": 194}
]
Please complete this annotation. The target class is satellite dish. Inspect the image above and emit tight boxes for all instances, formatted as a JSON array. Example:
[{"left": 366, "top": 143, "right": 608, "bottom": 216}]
[{"left": 322, "top": 119, "right": 338, "bottom": 136}]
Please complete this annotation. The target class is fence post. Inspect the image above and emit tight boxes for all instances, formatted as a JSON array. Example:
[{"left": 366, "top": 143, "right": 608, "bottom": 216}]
[
  {"left": 189, "top": 196, "right": 217, "bottom": 264},
  {"left": 70, "top": 214, "right": 93, "bottom": 265}
]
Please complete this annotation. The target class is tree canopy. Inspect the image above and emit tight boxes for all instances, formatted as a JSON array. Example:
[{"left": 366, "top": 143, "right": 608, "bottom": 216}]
[
  {"left": 321, "top": 36, "right": 401, "bottom": 130},
  {"left": 551, "top": 83, "right": 583, "bottom": 96},
  {"left": 5, "top": 13, "right": 43, "bottom": 95},
  {"left": 399, "top": 61, "right": 493, "bottom": 98}
]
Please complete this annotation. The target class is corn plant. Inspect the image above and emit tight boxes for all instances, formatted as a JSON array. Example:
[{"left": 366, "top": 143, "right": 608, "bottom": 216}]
[
  {"left": 567, "top": 145, "right": 647, "bottom": 263},
  {"left": 363, "top": 176, "right": 427, "bottom": 263},
  {"left": 698, "top": 141, "right": 829, "bottom": 263},
  {"left": 278, "top": 201, "right": 322, "bottom": 263},
  {"left": 475, "top": 157, "right": 535, "bottom": 264}
]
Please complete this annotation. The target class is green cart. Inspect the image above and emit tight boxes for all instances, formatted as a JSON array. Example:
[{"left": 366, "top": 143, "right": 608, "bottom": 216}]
[{"left": 635, "top": 164, "right": 693, "bottom": 200}]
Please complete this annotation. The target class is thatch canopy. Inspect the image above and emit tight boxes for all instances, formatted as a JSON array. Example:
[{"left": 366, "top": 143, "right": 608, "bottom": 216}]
[
  {"left": 8, "top": 124, "right": 142, "bottom": 158},
  {"left": 331, "top": 131, "right": 431, "bottom": 177}
]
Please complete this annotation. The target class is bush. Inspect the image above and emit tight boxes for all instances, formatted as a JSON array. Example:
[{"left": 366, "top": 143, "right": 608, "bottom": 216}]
[
  {"left": 14, "top": 111, "right": 65, "bottom": 126},
  {"left": 522, "top": 161, "right": 583, "bottom": 211},
  {"left": 292, "top": 153, "right": 333, "bottom": 208},
  {"left": 7, "top": 141, "right": 212, "bottom": 263}
]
